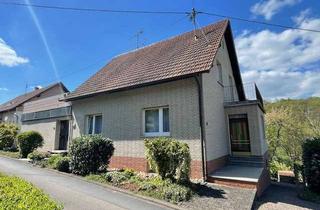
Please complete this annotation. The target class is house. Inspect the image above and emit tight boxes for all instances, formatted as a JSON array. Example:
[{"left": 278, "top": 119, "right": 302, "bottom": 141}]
[
  {"left": 0, "top": 83, "right": 72, "bottom": 152},
  {"left": 65, "top": 19, "right": 269, "bottom": 194}
]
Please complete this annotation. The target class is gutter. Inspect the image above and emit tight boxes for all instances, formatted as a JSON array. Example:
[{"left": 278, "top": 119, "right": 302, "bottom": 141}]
[{"left": 194, "top": 75, "right": 207, "bottom": 181}]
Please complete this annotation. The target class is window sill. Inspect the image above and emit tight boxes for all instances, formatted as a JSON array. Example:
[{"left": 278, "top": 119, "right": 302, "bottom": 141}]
[{"left": 144, "top": 132, "right": 170, "bottom": 137}]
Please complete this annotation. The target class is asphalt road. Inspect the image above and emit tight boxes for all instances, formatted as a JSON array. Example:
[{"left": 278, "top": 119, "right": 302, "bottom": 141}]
[{"left": 0, "top": 156, "right": 172, "bottom": 210}]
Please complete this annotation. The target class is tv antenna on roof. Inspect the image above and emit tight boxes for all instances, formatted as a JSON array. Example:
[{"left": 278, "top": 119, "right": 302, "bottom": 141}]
[{"left": 134, "top": 30, "right": 144, "bottom": 49}]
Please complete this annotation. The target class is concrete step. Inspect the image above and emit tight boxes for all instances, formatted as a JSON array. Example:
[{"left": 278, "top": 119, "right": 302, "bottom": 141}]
[{"left": 229, "top": 156, "right": 265, "bottom": 167}]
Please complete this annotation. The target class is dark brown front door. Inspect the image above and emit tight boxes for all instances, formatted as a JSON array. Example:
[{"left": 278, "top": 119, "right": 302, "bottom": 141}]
[
  {"left": 229, "top": 115, "right": 251, "bottom": 154},
  {"left": 59, "top": 120, "right": 69, "bottom": 150}
]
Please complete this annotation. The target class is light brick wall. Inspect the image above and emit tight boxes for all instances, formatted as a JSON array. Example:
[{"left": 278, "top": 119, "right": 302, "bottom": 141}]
[
  {"left": 224, "top": 103, "right": 266, "bottom": 156},
  {"left": 72, "top": 78, "right": 202, "bottom": 161},
  {"left": 21, "top": 119, "right": 58, "bottom": 152},
  {"left": 202, "top": 36, "right": 239, "bottom": 161}
]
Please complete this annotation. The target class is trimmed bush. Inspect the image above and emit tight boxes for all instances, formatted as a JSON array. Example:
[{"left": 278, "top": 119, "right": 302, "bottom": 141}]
[
  {"left": 47, "top": 155, "right": 70, "bottom": 172},
  {"left": 0, "top": 123, "right": 19, "bottom": 150},
  {"left": 137, "top": 176, "right": 192, "bottom": 203},
  {"left": 303, "top": 138, "right": 320, "bottom": 193},
  {"left": 0, "top": 173, "right": 62, "bottom": 209},
  {"left": 17, "top": 131, "right": 43, "bottom": 158},
  {"left": 27, "top": 151, "right": 50, "bottom": 162},
  {"left": 144, "top": 137, "right": 191, "bottom": 182},
  {"left": 104, "top": 171, "right": 130, "bottom": 185},
  {"left": 70, "top": 135, "right": 114, "bottom": 175}
]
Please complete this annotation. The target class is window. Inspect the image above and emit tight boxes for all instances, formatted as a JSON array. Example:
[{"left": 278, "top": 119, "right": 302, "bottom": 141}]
[
  {"left": 143, "top": 107, "right": 170, "bottom": 136},
  {"left": 86, "top": 114, "right": 102, "bottom": 134},
  {"left": 228, "top": 75, "right": 234, "bottom": 101},
  {"left": 217, "top": 61, "right": 223, "bottom": 84}
]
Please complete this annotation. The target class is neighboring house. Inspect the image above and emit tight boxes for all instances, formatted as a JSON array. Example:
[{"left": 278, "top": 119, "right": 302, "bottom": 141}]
[
  {"left": 64, "top": 19, "right": 269, "bottom": 194},
  {"left": 0, "top": 83, "right": 72, "bottom": 152}
]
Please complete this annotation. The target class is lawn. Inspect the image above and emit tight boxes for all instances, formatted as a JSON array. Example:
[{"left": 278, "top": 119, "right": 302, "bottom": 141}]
[
  {"left": 0, "top": 173, "right": 62, "bottom": 210},
  {"left": 0, "top": 150, "right": 20, "bottom": 158}
]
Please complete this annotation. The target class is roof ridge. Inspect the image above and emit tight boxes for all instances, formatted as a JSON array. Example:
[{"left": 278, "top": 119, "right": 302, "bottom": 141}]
[{"left": 113, "top": 19, "right": 229, "bottom": 59}]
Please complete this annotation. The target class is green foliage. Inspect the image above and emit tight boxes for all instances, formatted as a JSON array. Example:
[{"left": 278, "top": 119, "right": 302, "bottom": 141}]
[
  {"left": 17, "top": 131, "right": 43, "bottom": 158},
  {"left": 299, "top": 188, "right": 320, "bottom": 204},
  {"left": 48, "top": 155, "right": 70, "bottom": 172},
  {"left": 104, "top": 171, "right": 131, "bottom": 185},
  {"left": 303, "top": 138, "right": 320, "bottom": 193},
  {"left": 27, "top": 151, "right": 50, "bottom": 161},
  {"left": 137, "top": 176, "right": 192, "bottom": 203},
  {"left": 0, "top": 173, "right": 62, "bottom": 210},
  {"left": 69, "top": 135, "right": 114, "bottom": 175},
  {"left": 144, "top": 137, "right": 191, "bottom": 182},
  {"left": 0, "top": 123, "right": 19, "bottom": 150},
  {"left": 85, "top": 171, "right": 192, "bottom": 203},
  {"left": 0, "top": 151, "right": 20, "bottom": 158},
  {"left": 269, "top": 160, "right": 290, "bottom": 179}
]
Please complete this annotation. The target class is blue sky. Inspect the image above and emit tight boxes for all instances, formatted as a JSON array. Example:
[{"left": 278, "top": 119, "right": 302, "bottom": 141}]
[{"left": 0, "top": 0, "right": 320, "bottom": 104}]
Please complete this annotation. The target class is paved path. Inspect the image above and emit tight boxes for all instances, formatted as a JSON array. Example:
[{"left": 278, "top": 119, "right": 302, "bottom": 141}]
[
  {"left": 0, "top": 157, "right": 171, "bottom": 210},
  {"left": 254, "top": 184, "right": 319, "bottom": 210}
]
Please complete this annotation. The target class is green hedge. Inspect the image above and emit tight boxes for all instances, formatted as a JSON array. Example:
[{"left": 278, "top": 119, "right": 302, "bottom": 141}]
[
  {"left": 0, "top": 123, "right": 19, "bottom": 150},
  {"left": 70, "top": 135, "right": 114, "bottom": 175},
  {"left": 48, "top": 155, "right": 70, "bottom": 173},
  {"left": 0, "top": 173, "right": 62, "bottom": 210},
  {"left": 28, "top": 151, "right": 50, "bottom": 162},
  {"left": 144, "top": 137, "right": 191, "bottom": 182},
  {"left": 17, "top": 131, "right": 43, "bottom": 158},
  {"left": 303, "top": 138, "right": 320, "bottom": 193}
]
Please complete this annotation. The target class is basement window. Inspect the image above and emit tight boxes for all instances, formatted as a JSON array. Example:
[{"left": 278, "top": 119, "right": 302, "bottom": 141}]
[
  {"left": 87, "top": 114, "right": 102, "bottom": 134},
  {"left": 143, "top": 107, "right": 170, "bottom": 137}
]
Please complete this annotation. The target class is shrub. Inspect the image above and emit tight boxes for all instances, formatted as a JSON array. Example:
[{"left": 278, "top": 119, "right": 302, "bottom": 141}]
[
  {"left": 104, "top": 171, "right": 129, "bottom": 185},
  {"left": 303, "top": 138, "right": 320, "bottom": 193},
  {"left": 137, "top": 177, "right": 192, "bottom": 203},
  {"left": 69, "top": 135, "right": 114, "bottom": 175},
  {"left": 17, "top": 131, "right": 43, "bottom": 158},
  {"left": 28, "top": 151, "right": 50, "bottom": 161},
  {"left": 161, "top": 184, "right": 192, "bottom": 203},
  {"left": 0, "top": 173, "right": 62, "bottom": 209},
  {"left": 0, "top": 123, "right": 19, "bottom": 150},
  {"left": 144, "top": 137, "right": 191, "bottom": 182},
  {"left": 48, "top": 155, "right": 70, "bottom": 172},
  {"left": 269, "top": 160, "right": 290, "bottom": 179}
]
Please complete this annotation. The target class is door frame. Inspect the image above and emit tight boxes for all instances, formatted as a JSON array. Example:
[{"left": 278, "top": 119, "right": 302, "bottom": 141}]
[
  {"left": 228, "top": 114, "right": 251, "bottom": 156},
  {"left": 57, "top": 120, "right": 69, "bottom": 150}
]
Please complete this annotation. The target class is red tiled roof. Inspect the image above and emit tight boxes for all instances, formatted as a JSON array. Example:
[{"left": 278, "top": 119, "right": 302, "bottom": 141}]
[
  {"left": 65, "top": 19, "right": 229, "bottom": 100},
  {"left": 0, "top": 83, "right": 67, "bottom": 112}
]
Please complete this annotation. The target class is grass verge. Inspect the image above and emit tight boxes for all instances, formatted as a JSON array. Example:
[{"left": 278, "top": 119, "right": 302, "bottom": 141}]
[
  {"left": 0, "top": 150, "right": 20, "bottom": 158},
  {"left": 0, "top": 172, "right": 62, "bottom": 210}
]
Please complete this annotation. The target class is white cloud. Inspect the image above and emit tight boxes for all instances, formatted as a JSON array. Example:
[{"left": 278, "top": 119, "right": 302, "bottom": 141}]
[
  {"left": 251, "top": 0, "right": 300, "bottom": 20},
  {"left": 0, "top": 38, "right": 29, "bottom": 67},
  {"left": 235, "top": 12, "right": 320, "bottom": 100},
  {"left": 0, "top": 87, "right": 8, "bottom": 91}
]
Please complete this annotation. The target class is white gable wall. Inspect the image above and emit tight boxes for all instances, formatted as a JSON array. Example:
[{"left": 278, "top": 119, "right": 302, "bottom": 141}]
[{"left": 202, "top": 36, "right": 239, "bottom": 161}]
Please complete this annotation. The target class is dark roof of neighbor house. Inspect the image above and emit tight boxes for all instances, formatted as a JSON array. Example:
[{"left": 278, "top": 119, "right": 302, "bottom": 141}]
[
  {"left": 65, "top": 19, "right": 245, "bottom": 101},
  {"left": 0, "top": 82, "right": 68, "bottom": 113}
]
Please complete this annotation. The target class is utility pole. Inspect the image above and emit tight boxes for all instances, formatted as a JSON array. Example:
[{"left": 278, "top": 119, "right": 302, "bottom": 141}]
[{"left": 134, "top": 30, "right": 143, "bottom": 49}]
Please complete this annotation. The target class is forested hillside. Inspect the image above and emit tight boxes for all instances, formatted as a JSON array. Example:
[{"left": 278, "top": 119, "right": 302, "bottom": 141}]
[{"left": 264, "top": 97, "right": 320, "bottom": 179}]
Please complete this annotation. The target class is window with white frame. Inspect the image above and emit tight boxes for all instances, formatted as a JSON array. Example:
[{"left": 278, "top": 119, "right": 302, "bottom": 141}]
[
  {"left": 86, "top": 114, "right": 102, "bottom": 134},
  {"left": 143, "top": 107, "right": 169, "bottom": 136},
  {"left": 217, "top": 61, "right": 223, "bottom": 84}
]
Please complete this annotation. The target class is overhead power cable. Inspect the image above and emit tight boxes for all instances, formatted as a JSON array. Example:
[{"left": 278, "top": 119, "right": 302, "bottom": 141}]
[
  {"left": 200, "top": 12, "right": 320, "bottom": 33},
  {"left": 0, "top": 1, "right": 188, "bottom": 15},
  {"left": 0, "top": 1, "right": 319, "bottom": 33}
]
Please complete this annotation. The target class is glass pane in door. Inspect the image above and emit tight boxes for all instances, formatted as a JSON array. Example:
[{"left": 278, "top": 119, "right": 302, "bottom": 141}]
[{"left": 229, "top": 116, "right": 250, "bottom": 152}]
